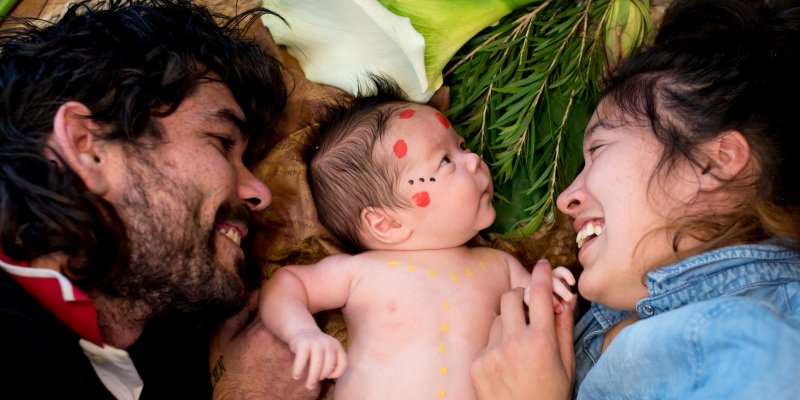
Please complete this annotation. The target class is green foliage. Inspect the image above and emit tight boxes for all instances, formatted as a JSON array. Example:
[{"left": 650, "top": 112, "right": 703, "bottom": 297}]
[
  {"left": 0, "top": 0, "right": 18, "bottom": 18},
  {"left": 446, "top": 0, "right": 613, "bottom": 238}
]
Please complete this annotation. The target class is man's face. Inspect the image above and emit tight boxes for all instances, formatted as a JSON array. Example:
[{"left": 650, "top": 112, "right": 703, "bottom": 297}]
[{"left": 100, "top": 80, "right": 271, "bottom": 320}]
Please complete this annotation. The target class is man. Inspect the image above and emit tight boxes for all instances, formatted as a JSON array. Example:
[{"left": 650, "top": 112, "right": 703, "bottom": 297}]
[{"left": 0, "top": 1, "right": 315, "bottom": 398}]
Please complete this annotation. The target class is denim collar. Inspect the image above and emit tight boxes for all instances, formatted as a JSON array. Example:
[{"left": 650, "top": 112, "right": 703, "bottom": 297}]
[{"left": 590, "top": 240, "right": 800, "bottom": 322}]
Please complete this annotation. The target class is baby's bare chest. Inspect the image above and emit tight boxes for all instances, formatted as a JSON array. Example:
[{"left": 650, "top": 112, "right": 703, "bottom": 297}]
[{"left": 344, "top": 255, "right": 510, "bottom": 341}]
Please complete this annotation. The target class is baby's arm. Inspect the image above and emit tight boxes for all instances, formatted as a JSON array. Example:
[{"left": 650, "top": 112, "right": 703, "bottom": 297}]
[{"left": 258, "top": 254, "right": 356, "bottom": 389}]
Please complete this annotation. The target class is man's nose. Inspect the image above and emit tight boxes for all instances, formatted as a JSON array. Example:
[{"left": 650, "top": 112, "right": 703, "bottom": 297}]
[{"left": 237, "top": 165, "right": 271, "bottom": 211}]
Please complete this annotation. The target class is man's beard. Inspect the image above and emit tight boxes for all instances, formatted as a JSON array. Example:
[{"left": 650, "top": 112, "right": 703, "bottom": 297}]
[{"left": 105, "top": 155, "right": 249, "bottom": 325}]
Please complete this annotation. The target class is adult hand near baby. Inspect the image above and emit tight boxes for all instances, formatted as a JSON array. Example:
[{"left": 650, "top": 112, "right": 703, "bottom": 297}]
[
  {"left": 209, "top": 293, "right": 319, "bottom": 400},
  {"left": 471, "top": 259, "right": 576, "bottom": 400}
]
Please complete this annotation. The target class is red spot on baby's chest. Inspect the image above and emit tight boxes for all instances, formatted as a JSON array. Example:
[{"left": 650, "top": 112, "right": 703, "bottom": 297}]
[
  {"left": 412, "top": 192, "right": 430, "bottom": 207},
  {"left": 435, "top": 112, "right": 450, "bottom": 128},
  {"left": 393, "top": 140, "right": 408, "bottom": 158}
]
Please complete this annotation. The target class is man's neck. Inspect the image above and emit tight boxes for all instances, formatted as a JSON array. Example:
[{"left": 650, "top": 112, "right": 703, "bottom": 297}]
[
  {"left": 90, "top": 294, "right": 149, "bottom": 349},
  {"left": 33, "top": 252, "right": 148, "bottom": 349}
]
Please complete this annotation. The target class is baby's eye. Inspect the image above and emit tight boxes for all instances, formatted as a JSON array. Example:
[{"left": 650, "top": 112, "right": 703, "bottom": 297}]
[
  {"left": 440, "top": 155, "right": 452, "bottom": 167},
  {"left": 459, "top": 141, "right": 468, "bottom": 151}
]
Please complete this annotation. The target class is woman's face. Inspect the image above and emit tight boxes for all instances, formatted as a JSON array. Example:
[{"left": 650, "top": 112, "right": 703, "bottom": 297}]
[{"left": 557, "top": 101, "right": 702, "bottom": 310}]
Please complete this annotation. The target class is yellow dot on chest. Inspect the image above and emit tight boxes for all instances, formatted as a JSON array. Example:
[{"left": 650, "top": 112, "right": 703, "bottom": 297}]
[
  {"left": 437, "top": 389, "right": 446, "bottom": 397},
  {"left": 441, "top": 323, "right": 449, "bottom": 333},
  {"left": 442, "top": 300, "right": 449, "bottom": 310},
  {"left": 427, "top": 269, "right": 437, "bottom": 277},
  {"left": 388, "top": 260, "right": 399, "bottom": 268},
  {"left": 439, "top": 367, "right": 448, "bottom": 375},
  {"left": 465, "top": 268, "right": 475, "bottom": 277},
  {"left": 449, "top": 272, "right": 459, "bottom": 282},
  {"left": 407, "top": 265, "right": 417, "bottom": 272},
  {"left": 437, "top": 344, "right": 446, "bottom": 353}
]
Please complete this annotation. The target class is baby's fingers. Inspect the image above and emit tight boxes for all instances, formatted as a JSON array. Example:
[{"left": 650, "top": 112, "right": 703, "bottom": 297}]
[
  {"left": 329, "top": 344, "right": 348, "bottom": 379},
  {"left": 320, "top": 343, "right": 341, "bottom": 379},
  {"left": 305, "top": 347, "right": 323, "bottom": 390},
  {"left": 551, "top": 266, "right": 575, "bottom": 303},
  {"left": 552, "top": 266, "right": 576, "bottom": 286},
  {"left": 292, "top": 345, "right": 310, "bottom": 381}
]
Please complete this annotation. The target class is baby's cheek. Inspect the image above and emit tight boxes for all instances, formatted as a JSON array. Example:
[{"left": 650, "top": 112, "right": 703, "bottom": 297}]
[{"left": 412, "top": 192, "right": 430, "bottom": 207}]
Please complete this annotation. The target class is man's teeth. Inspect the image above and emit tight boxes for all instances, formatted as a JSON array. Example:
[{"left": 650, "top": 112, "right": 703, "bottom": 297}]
[
  {"left": 219, "top": 227, "right": 242, "bottom": 246},
  {"left": 576, "top": 222, "right": 605, "bottom": 249}
]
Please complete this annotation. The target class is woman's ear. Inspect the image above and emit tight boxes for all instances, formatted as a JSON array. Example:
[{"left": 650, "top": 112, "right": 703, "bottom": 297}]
[
  {"left": 700, "top": 130, "right": 751, "bottom": 189},
  {"left": 360, "top": 207, "right": 411, "bottom": 247},
  {"left": 50, "top": 101, "right": 110, "bottom": 195}
]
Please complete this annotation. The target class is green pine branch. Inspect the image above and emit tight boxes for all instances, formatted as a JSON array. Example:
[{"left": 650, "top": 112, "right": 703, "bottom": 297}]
[{"left": 446, "top": 0, "right": 612, "bottom": 238}]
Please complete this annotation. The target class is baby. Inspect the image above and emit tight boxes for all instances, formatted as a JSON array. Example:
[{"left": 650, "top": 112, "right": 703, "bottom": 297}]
[{"left": 259, "top": 80, "right": 574, "bottom": 399}]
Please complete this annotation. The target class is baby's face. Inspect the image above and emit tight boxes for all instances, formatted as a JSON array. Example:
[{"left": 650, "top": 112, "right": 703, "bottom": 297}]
[{"left": 385, "top": 104, "right": 495, "bottom": 247}]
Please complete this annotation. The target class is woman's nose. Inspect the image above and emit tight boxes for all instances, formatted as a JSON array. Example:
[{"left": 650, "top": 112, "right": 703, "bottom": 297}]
[
  {"left": 556, "top": 170, "right": 586, "bottom": 216},
  {"left": 237, "top": 165, "right": 272, "bottom": 211}
]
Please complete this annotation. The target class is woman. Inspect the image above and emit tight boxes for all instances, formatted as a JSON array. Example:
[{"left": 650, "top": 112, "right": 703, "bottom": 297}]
[{"left": 471, "top": 0, "right": 800, "bottom": 398}]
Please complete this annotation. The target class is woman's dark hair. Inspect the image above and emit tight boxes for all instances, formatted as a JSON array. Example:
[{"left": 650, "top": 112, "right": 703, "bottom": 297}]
[
  {"left": 600, "top": 0, "right": 800, "bottom": 255},
  {"left": 309, "top": 77, "right": 409, "bottom": 252},
  {"left": 0, "top": 0, "right": 286, "bottom": 285}
]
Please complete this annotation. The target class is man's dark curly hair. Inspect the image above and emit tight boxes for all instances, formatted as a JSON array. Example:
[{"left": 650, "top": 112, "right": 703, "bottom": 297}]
[{"left": 0, "top": 0, "right": 286, "bottom": 286}]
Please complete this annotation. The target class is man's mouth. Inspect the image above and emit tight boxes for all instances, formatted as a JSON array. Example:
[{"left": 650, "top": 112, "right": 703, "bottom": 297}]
[
  {"left": 576, "top": 220, "right": 605, "bottom": 249},
  {"left": 217, "top": 224, "right": 245, "bottom": 246}
]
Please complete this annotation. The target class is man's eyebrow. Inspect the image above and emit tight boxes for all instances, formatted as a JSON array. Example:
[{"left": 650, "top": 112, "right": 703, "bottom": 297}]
[{"left": 204, "top": 108, "right": 247, "bottom": 139}]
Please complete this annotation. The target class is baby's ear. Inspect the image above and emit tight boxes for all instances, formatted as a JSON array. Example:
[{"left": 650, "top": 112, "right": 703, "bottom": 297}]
[{"left": 360, "top": 207, "right": 411, "bottom": 246}]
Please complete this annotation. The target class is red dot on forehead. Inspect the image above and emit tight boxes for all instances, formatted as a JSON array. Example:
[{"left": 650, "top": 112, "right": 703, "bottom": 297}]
[
  {"left": 412, "top": 191, "right": 430, "bottom": 207},
  {"left": 435, "top": 112, "right": 450, "bottom": 129},
  {"left": 393, "top": 139, "right": 408, "bottom": 158},
  {"left": 398, "top": 109, "right": 415, "bottom": 119}
]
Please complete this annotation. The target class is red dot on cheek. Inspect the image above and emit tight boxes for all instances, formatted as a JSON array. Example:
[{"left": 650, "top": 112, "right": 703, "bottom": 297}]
[
  {"left": 399, "top": 109, "right": 415, "bottom": 119},
  {"left": 393, "top": 140, "right": 408, "bottom": 158},
  {"left": 412, "top": 192, "right": 430, "bottom": 207},
  {"left": 435, "top": 112, "right": 450, "bottom": 129}
]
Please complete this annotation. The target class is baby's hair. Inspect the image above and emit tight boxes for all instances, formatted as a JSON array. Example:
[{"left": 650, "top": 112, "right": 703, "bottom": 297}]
[{"left": 309, "top": 77, "right": 412, "bottom": 251}]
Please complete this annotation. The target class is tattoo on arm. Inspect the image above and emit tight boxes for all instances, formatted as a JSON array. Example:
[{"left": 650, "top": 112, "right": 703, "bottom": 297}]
[{"left": 211, "top": 355, "right": 226, "bottom": 389}]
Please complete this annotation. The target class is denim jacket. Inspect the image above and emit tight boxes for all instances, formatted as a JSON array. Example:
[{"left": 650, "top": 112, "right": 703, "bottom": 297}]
[{"left": 573, "top": 241, "right": 800, "bottom": 399}]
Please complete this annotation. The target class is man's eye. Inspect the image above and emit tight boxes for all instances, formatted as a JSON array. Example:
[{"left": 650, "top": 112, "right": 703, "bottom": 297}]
[
  {"left": 214, "top": 135, "right": 236, "bottom": 152},
  {"left": 440, "top": 156, "right": 452, "bottom": 167}
]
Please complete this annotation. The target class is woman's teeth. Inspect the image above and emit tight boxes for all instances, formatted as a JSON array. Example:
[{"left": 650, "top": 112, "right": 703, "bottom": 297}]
[{"left": 576, "top": 221, "right": 605, "bottom": 249}]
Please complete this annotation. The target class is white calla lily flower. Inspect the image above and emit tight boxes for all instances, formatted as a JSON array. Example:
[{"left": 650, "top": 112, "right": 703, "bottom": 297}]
[{"left": 263, "top": 0, "right": 429, "bottom": 101}]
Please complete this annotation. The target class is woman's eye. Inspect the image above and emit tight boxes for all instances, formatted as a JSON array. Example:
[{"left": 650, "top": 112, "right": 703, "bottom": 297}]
[
  {"left": 440, "top": 155, "right": 452, "bottom": 167},
  {"left": 587, "top": 144, "right": 604, "bottom": 156}
]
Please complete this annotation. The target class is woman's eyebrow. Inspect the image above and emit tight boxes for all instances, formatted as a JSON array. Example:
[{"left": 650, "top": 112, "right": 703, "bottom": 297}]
[{"left": 584, "top": 120, "right": 602, "bottom": 143}]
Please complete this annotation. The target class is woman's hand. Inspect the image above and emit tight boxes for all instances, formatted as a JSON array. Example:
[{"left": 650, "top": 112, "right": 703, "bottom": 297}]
[{"left": 471, "top": 259, "right": 577, "bottom": 400}]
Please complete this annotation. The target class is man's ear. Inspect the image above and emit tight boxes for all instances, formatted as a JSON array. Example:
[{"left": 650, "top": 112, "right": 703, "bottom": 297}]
[
  {"left": 360, "top": 207, "right": 411, "bottom": 246},
  {"left": 699, "top": 130, "right": 751, "bottom": 189},
  {"left": 50, "top": 101, "right": 110, "bottom": 195}
]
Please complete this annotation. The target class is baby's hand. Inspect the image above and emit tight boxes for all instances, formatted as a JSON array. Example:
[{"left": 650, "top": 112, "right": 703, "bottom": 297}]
[
  {"left": 523, "top": 266, "right": 576, "bottom": 313},
  {"left": 287, "top": 328, "right": 347, "bottom": 390}
]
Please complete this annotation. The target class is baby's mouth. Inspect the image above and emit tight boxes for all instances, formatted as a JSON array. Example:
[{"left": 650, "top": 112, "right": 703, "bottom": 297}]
[{"left": 576, "top": 220, "right": 605, "bottom": 249}]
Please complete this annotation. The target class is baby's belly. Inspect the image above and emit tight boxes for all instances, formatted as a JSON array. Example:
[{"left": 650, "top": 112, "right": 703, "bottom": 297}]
[{"left": 334, "top": 338, "right": 480, "bottom": 400}]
